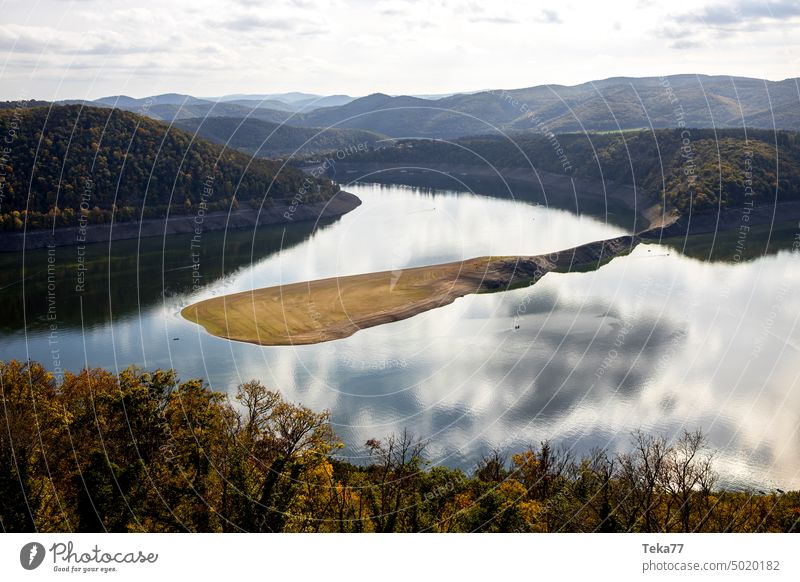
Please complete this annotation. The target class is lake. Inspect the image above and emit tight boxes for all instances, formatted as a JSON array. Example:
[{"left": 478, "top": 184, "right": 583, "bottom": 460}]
[{"left": 1, "top": 180, "right": 798, "bottom": 489}]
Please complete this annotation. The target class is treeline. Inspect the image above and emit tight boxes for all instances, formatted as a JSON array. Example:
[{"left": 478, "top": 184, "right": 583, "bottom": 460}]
[
  {"left": 0, "top": 105, "right": 338, "bottom": 231},
  {"left": 346, "top": 129, "right": 800, "bottom": 214},
  {"left": 1, "top": 360, "right": 797, "bottom": 533}
]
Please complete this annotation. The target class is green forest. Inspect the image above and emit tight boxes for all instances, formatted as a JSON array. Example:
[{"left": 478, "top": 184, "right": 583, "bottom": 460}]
[
  {"left": 1, "top": 360, "right": 797, "bottom": 533},
  {"left": 0, "top": 105, "right": 338, "bottom": 231},
  {"left": 346, "top": 129, "right": 800, "bottom": 214}
]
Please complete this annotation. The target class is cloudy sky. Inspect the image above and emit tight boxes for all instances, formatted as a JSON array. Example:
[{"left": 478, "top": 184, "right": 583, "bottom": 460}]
[{"left": 1, "top": 0, "right": 798, "bottom": 100}]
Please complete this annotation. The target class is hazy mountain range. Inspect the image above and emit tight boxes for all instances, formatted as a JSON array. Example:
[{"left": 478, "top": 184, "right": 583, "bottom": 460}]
[
  {"left": 3, "top": 75, "right": 798, "bottom": 158},
  {"left": 59, "top": 75, "right": 797, "bottom": 134}
]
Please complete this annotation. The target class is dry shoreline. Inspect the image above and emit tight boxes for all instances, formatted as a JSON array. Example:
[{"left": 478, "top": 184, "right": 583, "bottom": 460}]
[
  {"left": 181, "top": 235, "right": 638, "bottom": 346},
  {"left": 323, "top": 161, "right": 663, "bottom": 230},
  {"left": 325, "top": 162, "right": 800, "bottom": 234},
  {"left": 641, "top": 200, "right": 800, "bottom": 239},
  {"left": 0, "top": 191, "right": 362, "bottom": 252}
]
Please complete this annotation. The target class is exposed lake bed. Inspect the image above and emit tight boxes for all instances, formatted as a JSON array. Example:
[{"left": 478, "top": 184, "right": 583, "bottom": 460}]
[{"left": 181, "top": 235, "right": 639, "bottom": 346}]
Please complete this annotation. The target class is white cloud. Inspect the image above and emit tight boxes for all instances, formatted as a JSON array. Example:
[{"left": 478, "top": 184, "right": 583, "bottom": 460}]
[
  {"left": 0, "top": 0, "right": 797, "bottom": 99},
  {"left": 676, "top": 0, "right": 800, "bottom": 25},
  {"left": 536, "top": 9, "right": 562, "bottom": 24}
]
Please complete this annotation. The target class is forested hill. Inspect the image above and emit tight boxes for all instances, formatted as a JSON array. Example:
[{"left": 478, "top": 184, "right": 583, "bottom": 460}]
[
  {"left": 344, "top": 129, "right": 800, "bottom": 214},
  {"left": 0, "top": 105, "right": 338, "bottom": 231},
  {"left": 174, "top": 116, "right": 384, "bottom": 158}
]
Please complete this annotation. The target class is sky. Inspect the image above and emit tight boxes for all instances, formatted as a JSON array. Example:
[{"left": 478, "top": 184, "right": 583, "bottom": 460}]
[{"left": 0, "top": 0, "right": 798, "bottom": 100}]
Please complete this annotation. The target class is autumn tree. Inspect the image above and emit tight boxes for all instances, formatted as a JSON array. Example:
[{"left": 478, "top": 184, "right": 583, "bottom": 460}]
[
  {"left": 219, "top": 380, "right": 338, "bottom": 532},
  {"left": 0, "top": 360, "right": 64, "bottom": 532},
  {"left": 364, "top": 429, "right": 427, "bottom": 532}
]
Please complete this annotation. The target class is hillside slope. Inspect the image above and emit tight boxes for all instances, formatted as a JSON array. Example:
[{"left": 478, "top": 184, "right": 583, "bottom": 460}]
[
  {"left": 342, "top": 128, "right": 800, "bottom": 214},
  {"left": 0, "top": 105, "right": 339, "bottom": 232},
  {"left": 174, "top": 116, "right": 385, "bottom": 157}
]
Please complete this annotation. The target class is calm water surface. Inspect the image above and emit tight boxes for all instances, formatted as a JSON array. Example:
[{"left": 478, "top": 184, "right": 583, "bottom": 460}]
[{"left": 1, "top": 182, "right": 798, "bottom": 489}]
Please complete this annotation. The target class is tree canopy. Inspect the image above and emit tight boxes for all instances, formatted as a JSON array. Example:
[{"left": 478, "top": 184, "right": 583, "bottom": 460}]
[
  {"left": 344, "top": 129, "right": 800, "bottom": 214},
  {"left": 1, "top": 359, "right": 797, "bottom": 533},
  {"left": 0, "top": 105, "right": 338, "bottom": 231}
]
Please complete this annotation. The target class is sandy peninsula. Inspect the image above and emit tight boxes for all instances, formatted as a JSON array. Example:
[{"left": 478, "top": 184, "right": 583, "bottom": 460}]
[{"left": 181, "top": 235, "right": 638, "bottom": 346}]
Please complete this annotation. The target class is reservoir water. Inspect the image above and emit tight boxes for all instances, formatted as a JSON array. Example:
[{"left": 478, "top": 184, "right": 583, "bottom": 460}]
[{"left": 1, "top": 181, "right": 798, "bottom": 489}]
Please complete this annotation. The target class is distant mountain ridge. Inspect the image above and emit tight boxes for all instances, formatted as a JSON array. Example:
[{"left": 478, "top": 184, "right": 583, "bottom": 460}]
[
  {"left": 75, "top": 92, "right": 359, "bottom": 118},
  {"left": 297, "top": 75, "right": 799, "bottom": 137},
  {"left": 107, "top": 75, "right": 796, "bottom": 138},
  {"left": 8, "top": 74, "right": 798, "bottom": 154}
]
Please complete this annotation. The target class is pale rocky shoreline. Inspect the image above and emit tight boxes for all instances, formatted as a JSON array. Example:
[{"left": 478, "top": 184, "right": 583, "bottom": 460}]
[{"left": 0, "top": 190, "right": 362, "bottom": 252}]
